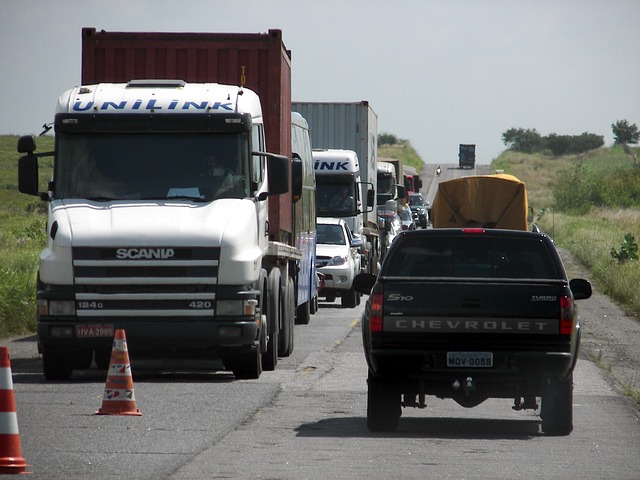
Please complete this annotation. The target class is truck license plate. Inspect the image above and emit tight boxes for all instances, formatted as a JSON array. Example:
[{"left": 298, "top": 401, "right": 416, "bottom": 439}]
[
  {"left": 447, "top": 352, "right": 493, "bottom": 368},
  {"left": 76, "top": 325, "right": 114, "bottom": 338}
]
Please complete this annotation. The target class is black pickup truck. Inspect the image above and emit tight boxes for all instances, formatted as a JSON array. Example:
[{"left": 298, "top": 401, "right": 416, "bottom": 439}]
[{"left": 353, "top": 228, "right": 592, "bottom": 435}]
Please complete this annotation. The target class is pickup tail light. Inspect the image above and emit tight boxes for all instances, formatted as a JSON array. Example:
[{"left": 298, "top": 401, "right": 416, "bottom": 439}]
[
  {"left": 559, "top": 295, "right": 574, "bottom": 335},
  {"left": 370, "top": 292, "right": 383, "bottom": 333}
]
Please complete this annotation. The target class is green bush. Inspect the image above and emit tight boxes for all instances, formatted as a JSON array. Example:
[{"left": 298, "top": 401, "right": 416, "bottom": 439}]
[{"left": 552, "top": 163, "right": 640, "bottom": 212}]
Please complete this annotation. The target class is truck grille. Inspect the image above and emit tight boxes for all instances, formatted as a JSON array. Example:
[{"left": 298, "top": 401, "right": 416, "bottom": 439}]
[{"left": 72, "top": 246, "right": 219, "bottom": 319}]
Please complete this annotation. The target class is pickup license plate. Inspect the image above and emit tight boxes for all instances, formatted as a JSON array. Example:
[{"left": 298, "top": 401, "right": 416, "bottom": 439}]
[
  {"left": 76, "top": 325, "right": 114, "bottom": 338},
  {"left": 447, "top": 352, "right": 493, "bottom": 368}
]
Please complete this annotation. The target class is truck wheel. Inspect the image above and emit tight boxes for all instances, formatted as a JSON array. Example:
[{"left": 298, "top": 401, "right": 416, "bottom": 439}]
[
  {"left": 42, "top": 349, "right": 73, "bottom": 381},
  {"left": 73, "top": 348, "right": 93, "bottom": 371},
  {"left": 231, "top": 349, "right": 263, "bottom": 380},
  {"left": 367, "top": 373, "right": 401, "bottom": 432},
  {"left": 279, "top": 278, "right": 295, "bottom": 356},
  {"left": 263, "top": 272, "right": 280, "bottom": 371},
  {"left": 94, "top": 348, "right": 112, "bottom": 370},
  {"left": 541, "top": 374, "right": 573, "bottom": 435},
  {"left": 341, "top": 288, "right": 358, "bottom": 308},
  {"left": 295, "top": 300, "right": 310, "bottom": 325}
]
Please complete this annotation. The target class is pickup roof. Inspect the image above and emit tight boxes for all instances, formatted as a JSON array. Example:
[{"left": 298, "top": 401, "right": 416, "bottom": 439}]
[{"left": 353, "top": 228, "right": 592, "bottom": 435}]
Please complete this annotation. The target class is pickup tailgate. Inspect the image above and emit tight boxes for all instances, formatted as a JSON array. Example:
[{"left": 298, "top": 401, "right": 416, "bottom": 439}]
[{"left": 382, "top": 278, "right": 565, "bottom": 336}]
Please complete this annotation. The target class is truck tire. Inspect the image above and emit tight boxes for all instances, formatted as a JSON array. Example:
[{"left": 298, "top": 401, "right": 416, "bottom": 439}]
[
  {"left": 295, "top": 299, "right": 310, "bottom": 325},
  {"left": 341, "top": 288, "right": 358, "bottom": 308},
  {"left": 541, "top": 374, "right": 573, "bottom": 436},
  {"left": 263, "top": 271, "right": 280, "bottom": 371},
  {"left": 42, "top": 349, "right": 73, "bottom": 381},
  {"left": 230, "top": 348, "right": 263, "bottom": 380},
  {"left": 94, "top": 348, "right": 112, "bottom": 370},
  {"left": 367, "top": 373, "right": 401, "bottom": 432},
  {"left": 279, "top": 277, "right": 295, "bottom": 356}
]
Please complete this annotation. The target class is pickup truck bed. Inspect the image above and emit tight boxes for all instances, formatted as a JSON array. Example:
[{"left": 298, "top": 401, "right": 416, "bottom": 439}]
[{"left": 353, "top": 228, "right": 592, "bottom": 435}]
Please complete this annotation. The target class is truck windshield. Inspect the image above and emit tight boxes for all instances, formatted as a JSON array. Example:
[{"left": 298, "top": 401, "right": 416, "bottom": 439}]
[
  {"left": 54, "top": 132, "right": 250, "bottom": 201},
  {"left": 317, "top": 182, "right": 356, "bottom": 216}
]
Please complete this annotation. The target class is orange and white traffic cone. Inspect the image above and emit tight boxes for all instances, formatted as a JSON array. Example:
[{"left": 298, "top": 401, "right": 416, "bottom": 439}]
[
  {"left": 96, "top": 330, "right": 142, "bottom": 416},
  {"left": 0, "top": 346, "right": 30, "bottom": 474}
]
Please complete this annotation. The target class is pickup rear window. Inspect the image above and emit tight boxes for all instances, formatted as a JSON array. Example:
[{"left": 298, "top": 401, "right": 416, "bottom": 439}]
[{"left": 385, "top": 235, "right": 559, "bottom": 279}]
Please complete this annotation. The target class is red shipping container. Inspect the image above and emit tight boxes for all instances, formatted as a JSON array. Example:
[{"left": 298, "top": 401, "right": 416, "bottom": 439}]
[{"left": 81, "top": 27, "right": 293, "bottom": 241}]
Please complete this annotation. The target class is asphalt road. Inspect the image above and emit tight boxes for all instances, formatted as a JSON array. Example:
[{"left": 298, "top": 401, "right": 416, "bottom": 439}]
[{"left": 3, "top": 296, "right": 640, "bottom": 479}]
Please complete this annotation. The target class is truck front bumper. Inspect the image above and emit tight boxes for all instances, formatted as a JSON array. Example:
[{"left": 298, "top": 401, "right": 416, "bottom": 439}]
[{"left": 37, "top": 316, "right": 262, "bottom": 358}]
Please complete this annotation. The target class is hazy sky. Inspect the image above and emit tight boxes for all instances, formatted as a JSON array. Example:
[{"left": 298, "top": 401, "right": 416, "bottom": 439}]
[{"left": 1, "top": 0, "right": 638, "bottom": 164}]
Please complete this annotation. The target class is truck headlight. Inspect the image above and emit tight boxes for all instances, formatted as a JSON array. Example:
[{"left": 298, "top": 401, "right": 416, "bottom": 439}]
[
  {"left": 37, "top": 299, "right": 76, "bottom": 316},
  {"left": 216, "top": 299, "right": 258, "bottom": 316}
]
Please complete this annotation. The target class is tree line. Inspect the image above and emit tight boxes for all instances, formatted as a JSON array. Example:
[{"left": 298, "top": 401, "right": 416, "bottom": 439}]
[{"left": 502, "top": 119, "right": 639, "bottom": 157}]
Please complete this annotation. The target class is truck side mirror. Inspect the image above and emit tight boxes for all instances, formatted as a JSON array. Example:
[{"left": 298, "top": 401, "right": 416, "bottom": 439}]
[
  {"left": 396, "top": 185, "right": 407, "bottom": 200},
  {"left": 18, "top": 154, "right": 39, "bottom": 196},
  {"left": 291, "top": 153, "right": 303, "bottom": 203},
  {"left": 366, "top": 188, "right": 375, "bottom": 212},
  {"left": 267, "top": 153, "right": 290, "bottom": 196},
  {"left": 17, "top": 135, "right": 36, "bottom": 154}
]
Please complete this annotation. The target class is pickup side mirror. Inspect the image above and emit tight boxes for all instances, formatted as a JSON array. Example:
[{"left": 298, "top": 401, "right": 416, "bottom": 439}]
[
  {"left": 570, "top": 278, "right": 592, "bottom": 300},
  {"left": 352, "top": 273, "right": 376, "bottom": 295},
  {"left": 291, "top": 153, "right": 303, "bottom": 203}
]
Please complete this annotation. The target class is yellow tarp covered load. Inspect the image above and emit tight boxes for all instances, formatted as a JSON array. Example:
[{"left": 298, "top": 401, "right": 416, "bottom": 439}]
[{"left": 431, "top": 174, "right": 529, "bottom": 230}]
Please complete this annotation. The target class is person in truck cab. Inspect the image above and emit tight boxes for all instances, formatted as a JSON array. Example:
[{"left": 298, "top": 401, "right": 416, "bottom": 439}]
[
  {"left": 329, "top": 185, "right": 355, "bottom": 211},
  {"left": 201, "top": 155, "right": 236, "bottom": 191}
]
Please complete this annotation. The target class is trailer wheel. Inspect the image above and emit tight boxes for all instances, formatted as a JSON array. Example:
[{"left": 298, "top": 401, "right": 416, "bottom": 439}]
[
  {"left": 42, "top": 348, "right": 73, "bottom": 381},
  {"left": 279, "top": 277, "right": 295, "bottom": 356},
  {"left": 341, "top": 288, "right": 358, "bottom": 308},
  {"left": 367, "top": 372, "right": 401, "bottom": 432},
  {"left": 541, "top": 374, "right": 573, "bottom": 436},
  {"left": 263, "top": 271, "right": 280, "bottom": 371},
  {"left": 295, "top": 299, "right": 310, "bottom": 325}
]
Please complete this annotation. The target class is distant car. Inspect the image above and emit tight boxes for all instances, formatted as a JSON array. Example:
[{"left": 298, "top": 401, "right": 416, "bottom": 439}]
[
  {"left": 316, "top": 218, "right": 361, "bottom": 308},
  {"left": 399, "top": 205, "right": 416, "bottom": 231},
  {"left": 408, "top": 192, "right": 429, "bottom": 228}
]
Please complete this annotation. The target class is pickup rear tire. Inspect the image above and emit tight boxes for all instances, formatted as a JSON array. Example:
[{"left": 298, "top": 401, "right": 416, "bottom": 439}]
[
  {"left": 541, "top": 374, "right": 573, "bottom": 435},
  {"left": 367, "top": 373, "right": 401, "bottom": 432}
]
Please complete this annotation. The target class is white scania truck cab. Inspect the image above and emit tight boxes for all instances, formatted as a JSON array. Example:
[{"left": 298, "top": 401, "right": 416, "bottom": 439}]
[
  {"left": 313, "top": 149, "right": 373, "bottom": 270},
  {"left": 18, "top": 80, "right": 297, "bottom": 381}
]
